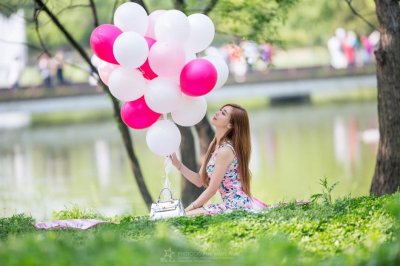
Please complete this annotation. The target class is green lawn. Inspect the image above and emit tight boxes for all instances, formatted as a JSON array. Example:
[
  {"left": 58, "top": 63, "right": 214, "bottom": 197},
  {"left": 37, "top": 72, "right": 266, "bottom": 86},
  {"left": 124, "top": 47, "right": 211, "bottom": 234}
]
[{"left": 0, "top": 192, "right": 399, "bottom": 265}]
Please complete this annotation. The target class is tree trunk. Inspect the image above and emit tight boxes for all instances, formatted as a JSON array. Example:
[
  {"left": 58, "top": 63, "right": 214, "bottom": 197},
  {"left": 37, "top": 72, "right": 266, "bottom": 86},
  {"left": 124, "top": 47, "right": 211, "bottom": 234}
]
[
  {"left": 371, "top": 0, "right": 400, "bottom": 195},
  {"left": 33, "top": 0, "right": 154, "bottom": 209},
  {"left": 179, "top": 115, "right": 215, "bottom": 205},
  {"left": 104, "top": 84, "right": 154, "bottom": 208},
  {"left": 178, "top": 126, "right": 204, "bottom": 206},
  {"left": 174, "top": 2, "right": 216, "bottom": 205},
  {"left": 195, "top": 115, "right": 215, "bottom": 155}
]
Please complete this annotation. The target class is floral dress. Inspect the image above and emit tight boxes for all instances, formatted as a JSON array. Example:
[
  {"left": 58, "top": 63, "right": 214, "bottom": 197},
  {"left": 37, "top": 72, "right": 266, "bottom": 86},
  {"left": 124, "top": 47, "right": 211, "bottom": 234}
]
[{"left": 203, "top": 142, "right": 254, "bottom": 215}]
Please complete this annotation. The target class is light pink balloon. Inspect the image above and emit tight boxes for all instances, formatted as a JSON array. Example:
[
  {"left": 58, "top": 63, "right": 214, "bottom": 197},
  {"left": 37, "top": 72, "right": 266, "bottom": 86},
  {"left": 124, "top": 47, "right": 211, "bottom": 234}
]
[
  {"left": 180, "top": 59, "right": 217, "bottom": 97},
  {"left": 121, "top": 97, "right": 161, "bottom": 130},
  {"left": 146, "top": 10, "right": 166, "bottom": 39},
  {"left": 138, "top": 37, "right": 158, "bottom": 80},
  {"left": 97, "top": 61, "right": 119, "bottom": 85},
  {"left": 148, "top": 41, "right": 186, "bottom": 77},
  {"left": 90, "top": 24, "right": 122, "bottom": 64}
]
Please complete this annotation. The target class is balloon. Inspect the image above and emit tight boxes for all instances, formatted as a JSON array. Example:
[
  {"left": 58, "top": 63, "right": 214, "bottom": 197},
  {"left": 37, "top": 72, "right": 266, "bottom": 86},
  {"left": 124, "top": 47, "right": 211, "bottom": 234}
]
[
  {"left": 146, "top": 10, "right": 166, "bottom": 39},
  {"left": 97, "top": 61, "right": 119, "bottom": 85},
  {"left": 146, "top": 119, "right": 181, "bottom": 156},
  {"left": 113, "top": 32, "right": 149, "bottom": 68},
  {"left": 180, "top": 59, "right": 217, "bottom": 97},
  {"left": 171, "top": 95, "right": 207, "bottom": 126},
  {"left": 113, "top": 2, "right": 148, "bottom": 35},
  {"left": 148, "top": 41, "right": 186, "bottom": 77},
  {"left": 121, "top": 97, "right": 161, "bottom": 129},
  {"left": 203, "top": 55, "right": 229, "bottom": 89},
  {"left": 108, "top": 68, "right": 146, "bottom": 101},
  {"left": 138, "top": 37, "right": 158, "bottom": 80},
  {"left": 90, "top": 24, "right": 122, "bottom": 64},
  {"left": 155, "top": 10, "right": 190, "bottom": 42},
  {"left": 185, "top": 14, "right": 215, "bottom": 53},
  {"left": 144, "top": 77, "right": 182, "bottom": 114},
  {"left": 91, "top": 54, "right": 102, "bottom": 68}
]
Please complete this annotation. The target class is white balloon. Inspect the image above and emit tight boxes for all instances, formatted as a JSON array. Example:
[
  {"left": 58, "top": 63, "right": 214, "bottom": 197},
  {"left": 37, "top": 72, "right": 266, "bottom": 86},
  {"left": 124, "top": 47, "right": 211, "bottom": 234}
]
[
  {"left": 145, "top": 77, "right": 182, "bottom": 114},
  {"left": 172, "top": 95, "right": 207, "bottom": 126},
  {"left": 114, "top": 2, "right": 148, "bottom": 35},
  {"left": 146, "top": 10, "right": 166, "bottom": 39},
  {"left": 185, "top": 14, "right": 215, "bottom": 53},
  {"left": 91, "top": 54, "right": 102, "bottom": 68},
  {"left": 97, "top": 60, "right": 119, "bottom": 85},
  {"left": 146, "top": 119, "right": 181, "bottom": 156},
  {"left": 155, "top": 10, "right": 190, "bottom": 42},
  {"left": 148, "top": 41, "right": 186, "bottom": 77},
  {"left": 108, "top": 68, "right": 146, "bottom": 101},
  {"left": 203, "top": 55, "right": 229, "bottom": 89},
  {"left": 113, "top": 32, "right": 149, "bottom": 68}
]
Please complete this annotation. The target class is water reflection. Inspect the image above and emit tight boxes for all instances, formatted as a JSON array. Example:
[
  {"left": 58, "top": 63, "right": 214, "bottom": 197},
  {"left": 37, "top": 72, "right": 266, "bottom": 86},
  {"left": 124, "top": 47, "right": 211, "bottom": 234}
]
[{"left": 0, "top": 102, "right": 378, "bottom": 219}]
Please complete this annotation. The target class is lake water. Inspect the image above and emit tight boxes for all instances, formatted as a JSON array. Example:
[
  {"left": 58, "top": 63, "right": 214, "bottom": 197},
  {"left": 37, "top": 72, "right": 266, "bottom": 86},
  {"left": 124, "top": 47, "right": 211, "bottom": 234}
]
[{"left": 0, "top": 101, "right": 378, "bottom": 219}]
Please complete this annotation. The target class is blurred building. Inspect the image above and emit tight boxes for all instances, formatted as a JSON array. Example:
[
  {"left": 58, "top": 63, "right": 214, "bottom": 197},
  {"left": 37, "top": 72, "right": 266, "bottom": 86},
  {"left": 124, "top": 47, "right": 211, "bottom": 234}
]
[{"left": 0, "top": 9, "right": 27, "bottom": 88}]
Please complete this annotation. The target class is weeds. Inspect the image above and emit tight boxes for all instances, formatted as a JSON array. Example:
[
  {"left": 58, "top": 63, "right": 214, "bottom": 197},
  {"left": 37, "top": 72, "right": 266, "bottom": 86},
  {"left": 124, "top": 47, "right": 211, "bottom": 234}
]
[{"left": 310, "top": 177, "right": 339, "bottom": 205}]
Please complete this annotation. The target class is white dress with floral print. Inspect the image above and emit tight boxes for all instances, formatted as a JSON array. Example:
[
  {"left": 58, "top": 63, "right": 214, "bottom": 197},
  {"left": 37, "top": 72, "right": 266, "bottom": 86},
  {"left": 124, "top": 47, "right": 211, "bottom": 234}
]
[{"left": 202, "top": 142, "right": 255, "bottom": 214}]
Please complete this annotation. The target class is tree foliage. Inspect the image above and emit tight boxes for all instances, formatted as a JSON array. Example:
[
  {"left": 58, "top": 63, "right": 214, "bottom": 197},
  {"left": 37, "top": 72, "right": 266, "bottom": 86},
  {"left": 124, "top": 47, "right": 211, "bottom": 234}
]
[
  {"left": 281, "top": 0, "right": 378, "bottom": 47},
  {"left": 1, "top": 0, "right": 300, "bottom": 50}
]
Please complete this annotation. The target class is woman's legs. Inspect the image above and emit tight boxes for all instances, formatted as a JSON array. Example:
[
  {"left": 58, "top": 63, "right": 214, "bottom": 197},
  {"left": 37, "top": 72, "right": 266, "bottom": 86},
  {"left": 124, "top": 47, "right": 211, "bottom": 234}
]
[{"left": 185, "top": 207, "right": 208, "bottom": 216}]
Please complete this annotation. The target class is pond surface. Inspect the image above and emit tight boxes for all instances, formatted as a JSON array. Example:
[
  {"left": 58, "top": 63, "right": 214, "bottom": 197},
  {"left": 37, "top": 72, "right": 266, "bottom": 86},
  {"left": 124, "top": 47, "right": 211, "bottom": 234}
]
[{"left": 0, "top": 101, "right": 378, "bottom": 219}]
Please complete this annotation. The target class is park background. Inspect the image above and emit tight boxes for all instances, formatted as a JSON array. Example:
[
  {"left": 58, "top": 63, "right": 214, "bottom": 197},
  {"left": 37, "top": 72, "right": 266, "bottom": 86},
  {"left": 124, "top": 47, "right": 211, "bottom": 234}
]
[
  {"left": 1, "top": 1, "right": 400, "bottom": 265},
  {"left": 0, "top": 0, "right": 380, "bottom": 218}
]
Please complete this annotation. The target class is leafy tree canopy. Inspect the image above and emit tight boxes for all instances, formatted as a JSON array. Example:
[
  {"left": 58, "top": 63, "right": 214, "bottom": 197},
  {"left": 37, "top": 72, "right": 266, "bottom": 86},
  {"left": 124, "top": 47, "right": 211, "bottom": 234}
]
[{"left": 0, "top": 0, "right": 378, "bottom": 50}]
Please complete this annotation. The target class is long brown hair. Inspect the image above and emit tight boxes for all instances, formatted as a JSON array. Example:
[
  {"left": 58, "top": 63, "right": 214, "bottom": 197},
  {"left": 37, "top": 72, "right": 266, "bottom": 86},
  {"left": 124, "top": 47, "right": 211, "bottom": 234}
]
[{"left": 201, "top": 103, "right": 252, "bottom": 196}]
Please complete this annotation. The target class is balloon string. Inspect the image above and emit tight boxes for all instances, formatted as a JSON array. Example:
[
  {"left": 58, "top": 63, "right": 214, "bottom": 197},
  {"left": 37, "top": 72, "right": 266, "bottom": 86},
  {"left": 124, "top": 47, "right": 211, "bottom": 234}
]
[
  {"left": 163, "top": 156, "right": 172, "bottom": 191},
  {"left": 163, "top": 113, "right": 168, "bottom": 120}
]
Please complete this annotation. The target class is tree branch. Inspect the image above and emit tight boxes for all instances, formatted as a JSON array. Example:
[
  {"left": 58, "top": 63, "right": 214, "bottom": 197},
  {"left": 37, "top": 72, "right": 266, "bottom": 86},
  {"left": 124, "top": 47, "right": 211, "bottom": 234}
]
[
  {"left": 32, "top": 7, "right": 91, "bottom": 73},
  {"left": 33, "top": 3, "right": 52, "bottom": 56},
  {"left": 34, "top": 0, "right": 95, "bottom": 73},
  {"left": 89, "top": 0, "right": 99, "bottom": 28},
  {"left": 110, "top": 0, "right": 120, "bottom": 23},
  {"left": 203, "top": 0, "right": 219, "bottom": 15},
  {"left": 344, "top": 0, "right": 377, "bottom": 31},
  {"left": 35, "top": 4, "right": 91, "bottom": 28},
  {"left": 32, "top": 0, "right": 154, "bottom": 209}
]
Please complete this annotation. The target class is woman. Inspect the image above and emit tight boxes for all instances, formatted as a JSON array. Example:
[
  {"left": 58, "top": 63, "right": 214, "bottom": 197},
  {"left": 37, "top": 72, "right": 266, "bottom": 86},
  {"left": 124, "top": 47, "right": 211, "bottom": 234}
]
[{"left": 170, "top": 103, "right": 267, "bottom": 216}]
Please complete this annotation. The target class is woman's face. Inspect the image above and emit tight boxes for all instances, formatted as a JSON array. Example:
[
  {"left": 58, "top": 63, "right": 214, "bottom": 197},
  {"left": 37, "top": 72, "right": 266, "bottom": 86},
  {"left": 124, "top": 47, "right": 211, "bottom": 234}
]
[{"left": 211, "top": 105, "right": 233, "bottom": 128}]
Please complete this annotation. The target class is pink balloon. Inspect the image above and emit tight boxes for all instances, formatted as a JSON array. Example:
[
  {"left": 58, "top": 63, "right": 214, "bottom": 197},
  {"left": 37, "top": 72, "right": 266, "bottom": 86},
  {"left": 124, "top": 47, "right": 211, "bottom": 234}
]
[
  {"left": 98, "top": 61, "right": 119, "bottom": 85},
  {"left": 121, "top": 97, "right": 161, "bottom": 129},
  {"left": 180, "top": 59, "right": 217, "bottom": 97},
  {"left": 90, "top": 24, "right": 122, "bottom": 64},
  {"left": 138, "top": 37, "right": 158, "bottom": 80}
]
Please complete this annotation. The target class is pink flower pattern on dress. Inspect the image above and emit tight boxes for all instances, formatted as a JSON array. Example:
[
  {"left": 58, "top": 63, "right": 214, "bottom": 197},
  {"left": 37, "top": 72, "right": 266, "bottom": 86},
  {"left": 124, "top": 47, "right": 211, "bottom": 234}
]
[{"left": 203, "top": 142, "right": 254, "bottom": 215}]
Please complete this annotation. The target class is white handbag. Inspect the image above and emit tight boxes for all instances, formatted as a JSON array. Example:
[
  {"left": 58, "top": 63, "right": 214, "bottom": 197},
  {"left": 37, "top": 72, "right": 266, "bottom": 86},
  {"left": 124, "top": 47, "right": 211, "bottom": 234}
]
[{"left": 149, "top": 188, "right": 185, "bottom": 220}]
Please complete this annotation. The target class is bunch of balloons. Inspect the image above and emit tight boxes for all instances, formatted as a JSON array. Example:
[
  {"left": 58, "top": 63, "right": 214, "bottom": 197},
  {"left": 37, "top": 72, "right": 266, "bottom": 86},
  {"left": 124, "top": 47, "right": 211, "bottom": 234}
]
[{"left": 90, "top": 2, "right": 229, "bottom": 156}]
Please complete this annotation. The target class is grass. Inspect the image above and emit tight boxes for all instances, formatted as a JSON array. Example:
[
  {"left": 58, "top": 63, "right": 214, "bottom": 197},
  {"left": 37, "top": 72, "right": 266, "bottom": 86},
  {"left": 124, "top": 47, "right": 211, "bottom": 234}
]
[{"left": 0, "top": 192, "right": 399, "bottom": 265}]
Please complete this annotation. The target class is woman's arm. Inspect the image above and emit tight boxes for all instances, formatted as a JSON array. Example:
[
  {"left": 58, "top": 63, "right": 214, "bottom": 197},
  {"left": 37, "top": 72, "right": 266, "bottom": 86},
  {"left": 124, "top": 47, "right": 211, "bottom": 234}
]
[
  {"left": 170, "top": 153, "right": 204, "bottom": 187},
  {"left": 186, "top": 147, "right": 234, "bottom": 211}
]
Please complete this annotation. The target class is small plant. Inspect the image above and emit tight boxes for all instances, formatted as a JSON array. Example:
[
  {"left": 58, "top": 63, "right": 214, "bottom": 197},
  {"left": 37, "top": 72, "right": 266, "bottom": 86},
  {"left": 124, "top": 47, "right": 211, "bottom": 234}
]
[
  {"left": 310, "top": 177, "right": 339, "bottom": 205},
  {"left": 52, "top": 204, "right": 104, "bottom": 220}
]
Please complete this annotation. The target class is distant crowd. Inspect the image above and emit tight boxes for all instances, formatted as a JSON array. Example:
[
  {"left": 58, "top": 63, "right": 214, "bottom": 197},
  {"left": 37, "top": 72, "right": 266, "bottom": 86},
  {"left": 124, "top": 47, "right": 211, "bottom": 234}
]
[
  {"left": 6, "top": 50, "right": 66, "bottom": 90},
  {"left": 205, "top": 42, "right": 273, "bottom": 83},
  {"left": 5, "top": 29, "right": 381, "bottom": 90},
  {"left": 327, "top": 28, "right": 379, "bottom": 69}
]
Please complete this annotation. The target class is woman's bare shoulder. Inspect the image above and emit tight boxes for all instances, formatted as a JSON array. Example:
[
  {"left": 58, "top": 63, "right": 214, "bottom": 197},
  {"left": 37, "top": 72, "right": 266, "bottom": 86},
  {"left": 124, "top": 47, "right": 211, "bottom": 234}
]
[{"left": 216, "top": 146, "right": 234, "bottom": 161}]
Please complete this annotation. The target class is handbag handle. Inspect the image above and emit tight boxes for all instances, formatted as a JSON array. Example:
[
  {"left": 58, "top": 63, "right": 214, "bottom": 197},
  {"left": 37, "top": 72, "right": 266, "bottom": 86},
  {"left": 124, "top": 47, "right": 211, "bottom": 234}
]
[{"left": 157, "top": 187, "right": 174, "bottom": 203}]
